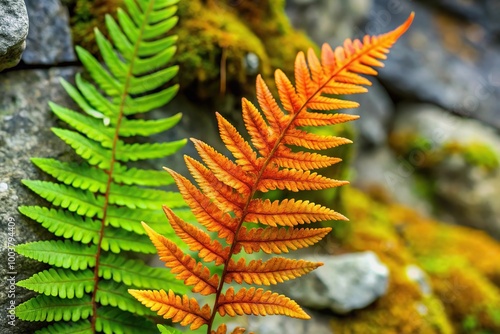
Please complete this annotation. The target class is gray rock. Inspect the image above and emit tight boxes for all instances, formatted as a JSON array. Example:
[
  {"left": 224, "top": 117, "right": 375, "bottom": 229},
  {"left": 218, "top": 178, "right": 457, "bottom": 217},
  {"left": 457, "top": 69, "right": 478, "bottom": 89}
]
[
  {"left": 392, "top": 103, "right": 500, "bottom": 238},
  {"left": 368, "top": 0, "right": 500, "bottom": 130},
  {"left": 0, "top": 0, "right": 29, "bottom": 71},
  {"left": 406, "top": 264, "right": 432, "bottom": 295},
  {"left": 276, "top": 251, "right": 389, "bottom": 314},
  {"left": 0, "top": 67, "right": 80, "bottom": 334},
  {"left": 286, "top": 0, "right": 372, "bottom": 48},
  {"left": 347, "top": 79, "right": 395, "bottom": 148},
  {"left": 226, "top": 308, "right": 333, "bottom": 334},
  {"left": 353, "top": 145, "right": 433, "bottom": 215},
  {"left": 418, "top": 0, "right": 500, "bottom": 35},
  {"left": 23, "top": 0, "right": 76, "bottom": 64}
]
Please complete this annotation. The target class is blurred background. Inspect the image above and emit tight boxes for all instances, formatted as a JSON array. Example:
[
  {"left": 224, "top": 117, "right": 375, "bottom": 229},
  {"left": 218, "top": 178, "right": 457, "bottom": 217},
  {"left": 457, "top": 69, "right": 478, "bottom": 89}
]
[{"left": 1, "top": 0, "right": 499, "bottom": 333}]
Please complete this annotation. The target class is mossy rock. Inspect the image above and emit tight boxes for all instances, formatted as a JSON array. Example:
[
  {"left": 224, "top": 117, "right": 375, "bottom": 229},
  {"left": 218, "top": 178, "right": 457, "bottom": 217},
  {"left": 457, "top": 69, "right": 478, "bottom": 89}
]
[
  {"left": 68, "top": 0, "right": 316, "bottom": 99},
  {"left": 330, "top": 188, "right": 500, "bottom": 333}
]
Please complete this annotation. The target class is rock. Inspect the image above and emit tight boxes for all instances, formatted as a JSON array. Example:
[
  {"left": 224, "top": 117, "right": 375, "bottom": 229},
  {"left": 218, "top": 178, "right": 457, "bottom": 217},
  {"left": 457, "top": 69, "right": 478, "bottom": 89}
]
[
  {"left": 392, "top": 103, "right": 500, "bottom": 238},
  {"left": 276, "top": 251, "right": 389, "bottom": 314},
  {"left": 226, "top": 308, "right": 333, "bottom": 334},
  {"left": 406, "top": 264, "right": 432, "bottom": 295},
  {"left": 23, "top": 0, "right": 76, "bottom": 64},
  {"left": 0, "top": 0, "right": 29, "bottom": 71},
  {"left": 347, "top": 79, "right": 395, "bottom": 148},
  {"left": 0, "top": 67, "right": 80, "bottom": 334},
  {"left": 367, "top": 0, "right": 500, "bottom": 130},
  {"left": 353, "top": 145, "right": 433, "bottom": 215},
  {"left": 418, "top": 0, "right": 500, "bottom": 36},
  {"left": 285, "top": 0, "right": 372, "bottom": 48}
]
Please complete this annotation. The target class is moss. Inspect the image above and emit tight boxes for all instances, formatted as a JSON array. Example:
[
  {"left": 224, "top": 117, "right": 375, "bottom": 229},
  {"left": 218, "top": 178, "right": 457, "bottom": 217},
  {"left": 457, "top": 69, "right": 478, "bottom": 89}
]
[
  {"left": 389, "top": 132, "right": 499, "bottom": 171},
  {"left": 391, "top": 205, "right": 500, "bottom": 332},
  {"left": 69, "top": 0, "right": 317, "bottom": 99},
  {"left": 70, "top": 0, "right": 122, "bottom": 55},
  {"left": 443, "top": 141, "right": 499, "bottom": 170},
  {"left": 174, "top": 0, "right": 270, "bottom": 98},
  {"left": 329, "top": 189, "right": 453, "bottom": 333}
]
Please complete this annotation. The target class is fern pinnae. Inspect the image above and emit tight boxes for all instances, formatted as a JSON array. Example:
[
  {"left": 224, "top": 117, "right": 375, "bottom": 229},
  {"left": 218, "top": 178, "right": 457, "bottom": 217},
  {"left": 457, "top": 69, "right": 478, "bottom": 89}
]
[
  {"left": 16, "top": 0, "right": 187, "bottom": 333},
  {"left": 131, "top": 12, "right": 414, "bottom": 334}
]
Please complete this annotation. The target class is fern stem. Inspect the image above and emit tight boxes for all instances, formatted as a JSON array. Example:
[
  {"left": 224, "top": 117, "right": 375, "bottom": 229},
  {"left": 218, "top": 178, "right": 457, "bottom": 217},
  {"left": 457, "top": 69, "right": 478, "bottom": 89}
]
[{"left": 88, "top": 1, "right": 157, "bottom": 331}]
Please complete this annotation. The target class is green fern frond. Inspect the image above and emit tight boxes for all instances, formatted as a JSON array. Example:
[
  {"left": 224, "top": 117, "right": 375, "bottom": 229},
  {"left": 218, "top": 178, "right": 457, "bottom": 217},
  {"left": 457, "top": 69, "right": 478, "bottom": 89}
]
[
  {"left": 112, "top": 164, "right": 175, "bottom": 187},
  {"left": 31, "top": 159, "right": 108, "bottom": 193},
  {"left": 17, "top": 268, "right": 94, "bottom": 298},
  {"left": 22, "top": 181, "right": 104, "bottom": 218},
  {"left": 118, "top": 113, "right": 182, "bottom": 137},
  {"left": 16, "top": 0, "right": 187, "bottom": 332}
]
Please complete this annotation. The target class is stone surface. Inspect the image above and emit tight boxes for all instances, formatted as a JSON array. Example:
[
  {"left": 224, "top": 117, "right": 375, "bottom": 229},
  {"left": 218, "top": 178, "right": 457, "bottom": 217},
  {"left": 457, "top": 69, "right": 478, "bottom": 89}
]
[
  {"left": 226, "top": 307, "right": 333, "bottom": 334},
  {"left": 353, "top": 145, "right": 433, "bottom": 215},
  {"left": 0, "top": 67, "right": 80, "bottom": 334},
  {"left": 0, "top": 0, "right": 29, "bottom": 71},
  {"left": 286, "top": 0, "right": 372, "bottom": 48},
  {"left": 346, "top": 79, "right": 395, "bottom": 148},
  {"left": 22, "top": 0, "right": 76, "bottom": 64},
  {"left": 276, "top": 251, "right": 389, "bottom": 314},
  {"left": 368, "top": 0, "right": 500, "bottom": 130},
  {"left": 392, "top": 103, "right": 500, "bottom": 238}
]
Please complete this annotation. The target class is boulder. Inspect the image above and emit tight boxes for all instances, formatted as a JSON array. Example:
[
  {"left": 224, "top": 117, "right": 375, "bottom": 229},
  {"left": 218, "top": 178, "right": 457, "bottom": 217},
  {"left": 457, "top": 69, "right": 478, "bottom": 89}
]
[
  {"left": 276, "top": 251, "right": 389, "bottom": 314},
  {"left": 0, "top": 67, "right": 80, "bottom": 334},
  {"left": 0, "top": 0, "right": 29, "bottom": 71},
  {"left": 392, "top": 103, "right": 500, "bottom": 238},
  {"left": 23, "top": 0, "right": 76, "bottom": 64},
  {"left": 226, "top": 308, "right": 333, "bottom": 334},
  {"left": 368, "top": 0, "right": 500, "bottom": 130}
]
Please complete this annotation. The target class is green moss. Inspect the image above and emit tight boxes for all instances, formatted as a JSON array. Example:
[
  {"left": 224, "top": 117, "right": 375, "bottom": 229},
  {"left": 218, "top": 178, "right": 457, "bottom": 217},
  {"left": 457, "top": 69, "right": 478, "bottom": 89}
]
[
  {"left": 389, "top": 132, "right": 499, "bottom": 171},
  {"left": 443, "top": 141, "right": 499, "bottom": 170},
  {"left": 174, "top": 0, "right": 270, "bottom": 98}
]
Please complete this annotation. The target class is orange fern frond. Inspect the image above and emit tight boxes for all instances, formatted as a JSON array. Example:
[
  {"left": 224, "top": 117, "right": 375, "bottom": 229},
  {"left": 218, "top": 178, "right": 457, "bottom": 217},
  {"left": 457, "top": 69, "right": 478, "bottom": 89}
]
[
  {"left": 212, "top": 324, "right": 248, "bottom": 334},
  {"left": 225, "top": 257, "right": 322, "bottom": 285},
  {"left": 141, "top": 223, "right": 219, "bottom": 295},
  {"left": 132, "top": 12, "right": 414, "bottom": 333},
  {"left": 217, "top": 287, "right": 309, "bottom": 319},
  {"left": 234, "top": 226, "right": 332, "bottom": 254},
  {"left": 129, "top": 289, "right": 211, "bottom": 330}
]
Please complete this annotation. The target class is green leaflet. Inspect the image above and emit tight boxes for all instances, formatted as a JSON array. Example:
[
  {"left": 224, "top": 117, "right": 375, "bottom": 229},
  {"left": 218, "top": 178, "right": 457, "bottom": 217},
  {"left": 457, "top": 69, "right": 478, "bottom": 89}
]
[
  {"left": 17, "top": 268, "right": 94, "bottom": 299},
  {"left": 16, "top": 0, "right": 188, "bottom": 333},
  {"left": 95, "top": 307, "right": 158, "bottom": 334},
  {"left": 96, "top": 280, "right": 157, "bottom": 316},
  {"left": 15, "top": 295, "right": 93, "bottom": 322},
  {"left": 34, "top": 320, "right": 93, "bottom": 334}
]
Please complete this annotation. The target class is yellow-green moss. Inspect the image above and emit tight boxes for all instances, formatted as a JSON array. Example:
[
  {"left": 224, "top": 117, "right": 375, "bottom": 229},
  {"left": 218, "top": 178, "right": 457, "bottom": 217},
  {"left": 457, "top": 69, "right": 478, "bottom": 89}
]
[
  {"left": 389, "top": 132, "right": 499, "bottom": 171},
  {"left": 390, "top": 205, "right": 500, "bottom": 332},
  {"left": 70, "top": 0, "right": 122, "bottom": 55},
  {"left": 329, "top": 189, "right": 453, "bottom": 334},
  {"left": 69, "top": 0, "right": 317, "bottom": 98},
  {"left": 174, "top": 0, "right": 270, "bottom": 98}
]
